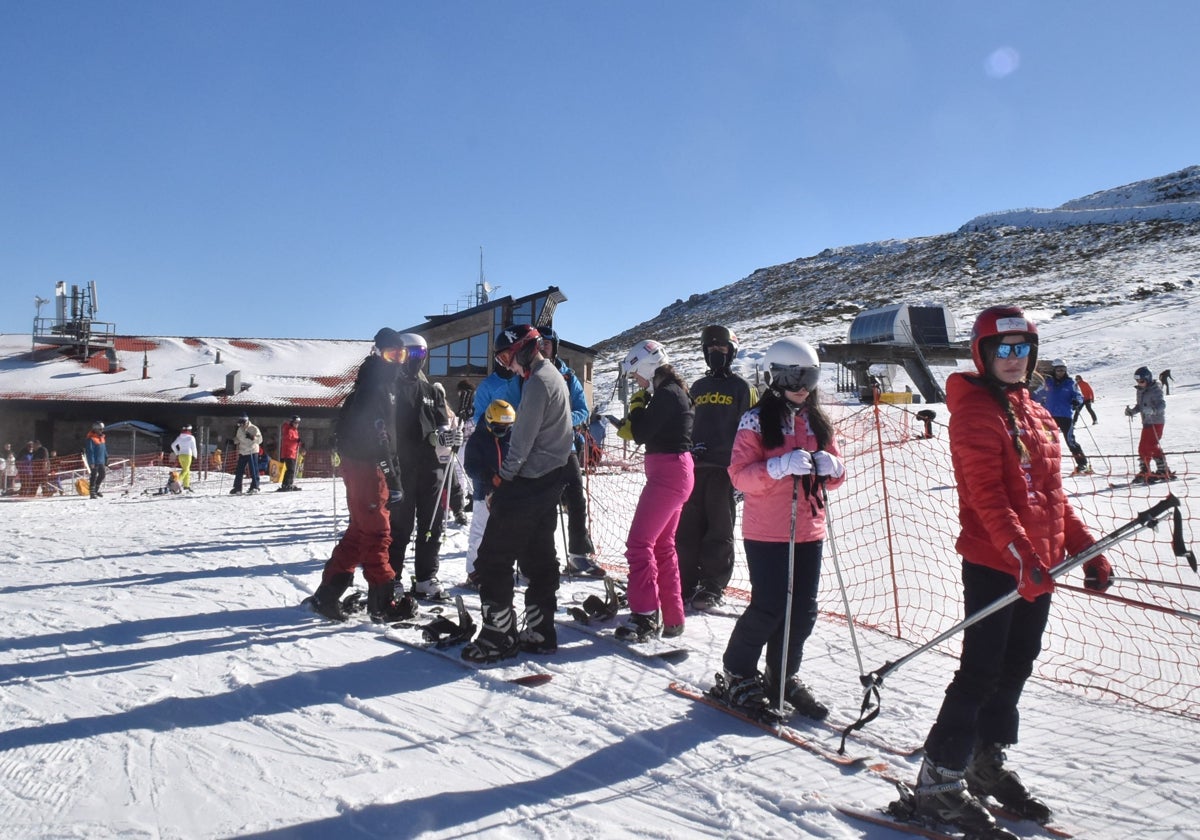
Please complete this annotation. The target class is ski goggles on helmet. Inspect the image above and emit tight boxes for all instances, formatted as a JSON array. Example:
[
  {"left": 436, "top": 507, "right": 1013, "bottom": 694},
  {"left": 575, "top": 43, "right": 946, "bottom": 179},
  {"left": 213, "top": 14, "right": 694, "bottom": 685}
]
[
  {"left": 489, "top": 421, "right": 513, "bottom": 437},
  {"left": 994, "top": 342, "right": 1033, "bottom": 360},
  {"left": 769, "top": 364, "right": 819, "bottom": 392}
]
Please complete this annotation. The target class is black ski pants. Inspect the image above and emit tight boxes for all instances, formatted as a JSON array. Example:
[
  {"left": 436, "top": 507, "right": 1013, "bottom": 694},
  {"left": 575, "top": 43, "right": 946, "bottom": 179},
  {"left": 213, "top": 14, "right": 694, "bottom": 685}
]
[
  {"left": 476, "top": 466, "right": 567, "bottom": 620},
  {"left": 388, "top": 457, "right": 446, "bottom": 583},
  {"left": 675, "top": 462, "right": 738, "bottom": 595},
  {"left": 722, "top": 539, "right": 822, "bottom": 680},
  {"left": 923, "top": 560, "right": 1051, "bottom": 770},
  {"left": 561, "top": 451, "right": 595, "bottom": 556}
]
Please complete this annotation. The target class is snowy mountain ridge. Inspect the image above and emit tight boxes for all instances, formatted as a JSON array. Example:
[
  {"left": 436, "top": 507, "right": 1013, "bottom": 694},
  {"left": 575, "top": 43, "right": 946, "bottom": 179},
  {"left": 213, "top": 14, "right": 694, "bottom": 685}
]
[{"left": 594, "top": 165, "right": 1200, "bottom": 390}]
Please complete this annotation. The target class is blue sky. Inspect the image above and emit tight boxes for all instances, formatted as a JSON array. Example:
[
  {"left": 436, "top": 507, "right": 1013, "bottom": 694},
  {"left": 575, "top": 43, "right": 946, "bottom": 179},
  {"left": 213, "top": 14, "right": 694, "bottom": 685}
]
[{"left": 3, "top": 1, "right": 1198, "bottom": 347}]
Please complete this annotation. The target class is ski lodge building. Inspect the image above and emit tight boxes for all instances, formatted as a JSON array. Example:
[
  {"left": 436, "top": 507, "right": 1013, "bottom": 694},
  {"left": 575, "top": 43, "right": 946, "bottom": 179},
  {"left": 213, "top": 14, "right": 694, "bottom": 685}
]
[{"left": 0, "top": 283, "right": 597, "bottom": 477}]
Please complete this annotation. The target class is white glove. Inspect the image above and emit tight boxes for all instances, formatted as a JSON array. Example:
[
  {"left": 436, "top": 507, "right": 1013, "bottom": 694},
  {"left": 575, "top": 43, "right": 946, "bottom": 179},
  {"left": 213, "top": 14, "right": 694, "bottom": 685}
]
[
  {"left": 766, "top": 449, "right": 813, "bottom": 480},
  {"left": 436, "top": 425, "right": 464, "bottom": 448},
  {"left": 812, "top": 450, "right": 845, "bottom": 479}
]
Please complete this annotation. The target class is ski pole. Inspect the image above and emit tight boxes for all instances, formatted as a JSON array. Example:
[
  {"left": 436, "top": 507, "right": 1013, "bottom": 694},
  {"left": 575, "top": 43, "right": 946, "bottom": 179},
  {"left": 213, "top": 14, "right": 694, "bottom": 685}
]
[
  {"left": 775, "top": 474, "right": 801, "bottom": 716},
  {"left": 1128, "top": 412, "right": 1139, "bottom": 475},
  {"left": 823, "top": 485, "right": 868, "bottom": 716},
  {"left": 841, "top": 494, "right": 1185, "bottom": 749},
  {"left": 1109, "top": 575, "right": 1200, "bottom": 595},
  {"left": 425, "top": 448, "right": 457, "bottom": 539}
]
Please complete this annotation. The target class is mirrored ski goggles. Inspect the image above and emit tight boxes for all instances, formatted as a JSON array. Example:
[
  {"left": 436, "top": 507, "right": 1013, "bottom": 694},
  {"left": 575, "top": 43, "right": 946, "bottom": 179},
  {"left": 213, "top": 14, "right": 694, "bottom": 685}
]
[
  {"left": 769, "top": 364, "right": 819, "bottom": 392},
  {"left": 994, "top": 342, "right": 1033, "bottom": 360},
  {"left": 379, "top": 346, "right": 406, "bottom": 364}
]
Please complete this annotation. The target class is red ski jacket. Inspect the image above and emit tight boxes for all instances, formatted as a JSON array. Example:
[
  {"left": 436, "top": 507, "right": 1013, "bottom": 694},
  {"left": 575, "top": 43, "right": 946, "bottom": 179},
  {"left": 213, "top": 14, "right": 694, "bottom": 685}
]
[{"left": 947, "top": 372, "right": 1096, "bottom": 577}]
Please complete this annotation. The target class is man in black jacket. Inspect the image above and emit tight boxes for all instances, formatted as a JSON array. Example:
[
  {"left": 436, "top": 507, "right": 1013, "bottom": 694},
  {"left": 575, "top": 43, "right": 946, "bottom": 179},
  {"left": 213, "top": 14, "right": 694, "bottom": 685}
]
[{"left": 305, "top": 328, "right": 415, "bottom": 623}]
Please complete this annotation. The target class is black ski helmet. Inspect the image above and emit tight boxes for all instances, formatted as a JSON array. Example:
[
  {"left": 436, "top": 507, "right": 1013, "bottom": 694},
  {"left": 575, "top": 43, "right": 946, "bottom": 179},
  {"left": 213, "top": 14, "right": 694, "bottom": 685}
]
[
  {"left": 700, "top": 325, "right": 739, "bottom": 373},
  {"left": 537, "top": 325, "right": 560, "bottom": 360},
  {"left": 494, "top": 325, "right": 542, "bottom": 372},
  {"left": 1135, "top": 366, "right": 1153, "bottom": 384}
]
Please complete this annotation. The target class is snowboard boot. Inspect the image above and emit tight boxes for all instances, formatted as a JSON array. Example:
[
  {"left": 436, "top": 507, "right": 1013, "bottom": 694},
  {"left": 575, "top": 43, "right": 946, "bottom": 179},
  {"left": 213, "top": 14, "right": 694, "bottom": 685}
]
[
  {"left": 690, "top": 584, "right": 724, "bottom": 612},
  {"left": 763, "top": 668, "right": 830, "bottom": 721},
  {"left": 306, "top": 572, "right": 354, "bottom": 622},
  {"left": 965, "top": 743, "right": 1053, "bottom": 825},
  {"left": 912, "top": 757, "right": 1014, "bottom": 838},
  {"left": 564, "top": 553, "right": 606, "bottom": 578},
  {"left": 411, "top": 576, "right": 451, "bottom": 603},
  {"left": 614, "top": 611, "right": 661, "bottom": 642},
  {"left": 518, "top": 602, "right": 558, "bottom": 654},
  {"left": 366, "top": 580, "right": 418, "bottom": 623},
  {"left": 462, "top": 602, "right": 519, "bottom": 664},
  {"left": 711, "top": 670, "right": 782, "bottom": 723}
]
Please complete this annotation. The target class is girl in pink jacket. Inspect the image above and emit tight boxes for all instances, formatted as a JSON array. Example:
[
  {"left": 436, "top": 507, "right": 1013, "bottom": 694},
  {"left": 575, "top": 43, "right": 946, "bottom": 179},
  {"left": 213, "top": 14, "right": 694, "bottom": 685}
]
[{"left": 716, "top": 338, "right": 845, "bottom": 721}]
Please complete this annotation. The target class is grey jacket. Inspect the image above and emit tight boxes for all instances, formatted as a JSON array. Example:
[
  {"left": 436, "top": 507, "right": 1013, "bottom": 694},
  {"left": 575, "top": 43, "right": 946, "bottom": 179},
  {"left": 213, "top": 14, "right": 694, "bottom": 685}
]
[
  {"left": 1128, "top": 381, "right": 1166, "bottom": 426},
  {"left": 500, "top": 358, "right": 574, "bottom": 481}
]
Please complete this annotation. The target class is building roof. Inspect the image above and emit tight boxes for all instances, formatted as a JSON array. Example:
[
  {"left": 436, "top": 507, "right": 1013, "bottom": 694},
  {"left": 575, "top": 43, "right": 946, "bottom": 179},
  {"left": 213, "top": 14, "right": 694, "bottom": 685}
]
[{"left": 0, "top": 333, "right": 371, "bottom": 408}]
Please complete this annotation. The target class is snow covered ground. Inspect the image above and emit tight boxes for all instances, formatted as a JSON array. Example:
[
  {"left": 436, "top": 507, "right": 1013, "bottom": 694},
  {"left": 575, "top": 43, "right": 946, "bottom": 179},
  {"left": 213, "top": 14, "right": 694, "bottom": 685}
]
[{"left": 2, "top": 293, "right": 1200, "bottom": 839}]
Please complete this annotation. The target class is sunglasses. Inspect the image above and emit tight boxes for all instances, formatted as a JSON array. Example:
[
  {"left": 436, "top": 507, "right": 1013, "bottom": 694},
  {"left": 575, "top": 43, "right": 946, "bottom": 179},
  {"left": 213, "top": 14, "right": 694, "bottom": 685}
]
[
  {"left": 769, "top": 364, "right": 819, "bottom": 392},
  {"left": 994, "top": 342, "right": 1033, "bottom": 359}
]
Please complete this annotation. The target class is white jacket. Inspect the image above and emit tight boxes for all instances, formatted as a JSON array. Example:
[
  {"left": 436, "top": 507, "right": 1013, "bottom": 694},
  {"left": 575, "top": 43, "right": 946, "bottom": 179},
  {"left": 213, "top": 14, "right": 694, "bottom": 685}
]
[
  {"left": 235, "top": 423, "right": 263, "bottom": 456},
  {"left": 172, "top": 432, "right": 199, "bottom": 458}
]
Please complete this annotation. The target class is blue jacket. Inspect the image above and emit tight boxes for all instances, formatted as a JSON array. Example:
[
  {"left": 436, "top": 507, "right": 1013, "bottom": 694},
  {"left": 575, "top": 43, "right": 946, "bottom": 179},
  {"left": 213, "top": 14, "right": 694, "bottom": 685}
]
[
  {"left": 472, "top": 372, "right": 523, "bottom": 426},
  {"left": 1036, "top": 374, "right": 1083, "bottom": 419},
  {"left": 85, "top": 432, "right": 108, "bottom": 467}
]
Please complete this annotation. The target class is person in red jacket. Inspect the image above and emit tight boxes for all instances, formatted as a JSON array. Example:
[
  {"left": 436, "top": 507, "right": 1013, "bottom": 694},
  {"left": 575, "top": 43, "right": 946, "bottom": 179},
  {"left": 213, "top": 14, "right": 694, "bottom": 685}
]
[
  {"left": 909, "top": 306, "right": 1112, "bottom": 837},
  {"left": 278, "top": 416, "right": 302, "bottom": 491}
]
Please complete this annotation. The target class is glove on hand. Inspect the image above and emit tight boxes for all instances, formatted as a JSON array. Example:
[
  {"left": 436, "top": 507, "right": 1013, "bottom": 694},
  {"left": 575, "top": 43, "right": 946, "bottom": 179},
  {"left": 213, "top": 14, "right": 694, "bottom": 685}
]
[
  {"left": 616, "top": 419, "right": 635, "bottom": 442},
  {"left": 766, "top": 449, "right": 813, "bottom": 481},
  {"left": 628, "top": 389, "right": 649, "bottom": 412},
  {"left": 812, "top": 450, "right": 846, "bottom": 479},
  {"left": 436, "top": 425, "right": 464, "bottom": 448},
  {"left": 1083, "top": 554, "right": 1113, "bottom": 592},
  {"left": 386, "top": 489, "right": 405, "bottom": 509},
  {"left": 1008, "top": 540, "right": 1054, "bottom": 602},
  {"left": 1125, "top": 406, "right": 1136, "bottom": 417}
]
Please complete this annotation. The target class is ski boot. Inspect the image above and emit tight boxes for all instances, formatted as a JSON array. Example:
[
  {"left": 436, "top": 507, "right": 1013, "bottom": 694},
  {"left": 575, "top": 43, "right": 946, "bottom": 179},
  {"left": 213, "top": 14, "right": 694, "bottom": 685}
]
[
  {"left": 965, "top": 743, "right": 1053, "bottom": 825},
  {"left": 304, "top": 572, "right": 354, "bottom": 622},
  {"left": 518, "top": 602, "right": 558, "bottom": 654},
  {"left": 763, "top": 667, "right": 829, "bottom": 721},
  {"left": 891, "top": 758, "right": 1017, "bottom": 839},
  {"left": 366, "top": 580, "right": 418, "bottom": 623},
  {"left": 1072, "top": 461, "right": 1092, "bottom": 476},
  {"left": 461, "top": 602, "right": 519, "bottom": 664},
  {"left": 1153, "top": 458, "right": 1177, "bottom": 482},
  {"left": 710, "top": 670, "right": 783, "bottom": 724},
  {"left": 614, "top": 611, "right": 660, "bottom": 642}
]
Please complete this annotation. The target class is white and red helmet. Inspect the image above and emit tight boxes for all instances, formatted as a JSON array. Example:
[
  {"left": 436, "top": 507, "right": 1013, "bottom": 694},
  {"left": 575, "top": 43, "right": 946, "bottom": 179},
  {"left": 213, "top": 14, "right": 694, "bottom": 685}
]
[
  {"left": 622, "top": 340, "right": 669, "bottom": 382},
  {"left": 970, "top": 305, "right": 1039, "bottom": 377}
]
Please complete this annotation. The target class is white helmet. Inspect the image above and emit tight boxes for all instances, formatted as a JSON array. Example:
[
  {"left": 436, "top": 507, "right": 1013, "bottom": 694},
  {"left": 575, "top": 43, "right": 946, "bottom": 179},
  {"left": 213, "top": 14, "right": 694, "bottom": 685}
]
[
  {"left": 397, "top": 332, "right": 428, "bottom": 376},
  {"left": 622, "top": 340, "right": 669, "bottom": 382},
  {"left": 763, "top": 338, "right": 821, "bottom": 392}
]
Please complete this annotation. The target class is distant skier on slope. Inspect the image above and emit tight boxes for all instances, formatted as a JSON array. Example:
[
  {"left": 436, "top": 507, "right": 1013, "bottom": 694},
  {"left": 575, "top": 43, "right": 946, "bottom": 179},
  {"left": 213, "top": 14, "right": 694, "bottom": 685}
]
[{"left": 1126, "top": 366, "right": 1172, "bottom": 482}]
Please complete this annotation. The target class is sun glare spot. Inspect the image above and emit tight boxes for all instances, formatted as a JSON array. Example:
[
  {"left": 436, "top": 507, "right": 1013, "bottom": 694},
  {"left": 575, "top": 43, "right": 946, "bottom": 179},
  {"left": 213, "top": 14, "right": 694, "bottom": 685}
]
[{"left": 985, "top": 47, "right": 1021, "bottom": 79}]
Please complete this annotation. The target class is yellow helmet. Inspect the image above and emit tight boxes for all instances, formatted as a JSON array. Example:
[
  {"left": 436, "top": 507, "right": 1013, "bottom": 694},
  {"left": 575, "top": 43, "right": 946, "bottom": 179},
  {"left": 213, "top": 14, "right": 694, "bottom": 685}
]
[{"left": 485, "top": 399, "right": 516, "bottom": 428}]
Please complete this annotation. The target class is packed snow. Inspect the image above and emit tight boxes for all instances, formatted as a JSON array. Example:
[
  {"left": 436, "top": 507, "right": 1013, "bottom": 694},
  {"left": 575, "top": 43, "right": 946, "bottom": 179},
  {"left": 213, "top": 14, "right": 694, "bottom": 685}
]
[{"left": 2, "top": 293, "right": 1199, "bottom": 839}]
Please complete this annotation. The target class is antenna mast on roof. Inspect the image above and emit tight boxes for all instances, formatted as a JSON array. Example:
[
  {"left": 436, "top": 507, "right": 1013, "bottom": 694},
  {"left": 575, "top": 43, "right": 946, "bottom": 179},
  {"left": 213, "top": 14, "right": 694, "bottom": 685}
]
[{"left": 476, "top": 246, "right": 497, "bottom": 305}]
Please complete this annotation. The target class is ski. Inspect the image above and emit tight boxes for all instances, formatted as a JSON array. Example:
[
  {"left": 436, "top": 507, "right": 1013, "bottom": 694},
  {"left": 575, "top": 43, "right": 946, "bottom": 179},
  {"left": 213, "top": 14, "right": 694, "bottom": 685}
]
[
  {"left": 667, "top": 680, "right": 880, "bottom": 767},
  {"left": 381, "top": 626, "right": 553, "bottom": 687},
  {"left": 837, "top": 804, "right": 976, "bottom": 840},
  {"left": 566, "top": 617, "right": 690, "bottom": 661},
  {"left": 562, "top": 577, "right": 689, "bottom": 661},
  {"left": 840, "top": 781, "right": 1074, "bottom": 840}
]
